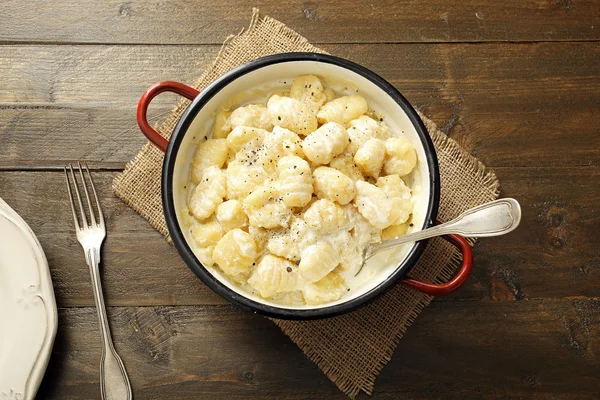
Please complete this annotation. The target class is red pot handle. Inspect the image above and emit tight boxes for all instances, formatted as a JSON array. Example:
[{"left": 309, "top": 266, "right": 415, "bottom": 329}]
[
  {"left": 137, "top": 81, "right": 200, "bottom": 152},
  {"left": 401, "top": 227, "right": 473, "bottom": 296}
]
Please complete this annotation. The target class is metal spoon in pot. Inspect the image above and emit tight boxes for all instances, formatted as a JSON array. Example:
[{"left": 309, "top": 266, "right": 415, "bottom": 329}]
[{"left": 356, "top": 198, "right": 522, "bottom": 276}]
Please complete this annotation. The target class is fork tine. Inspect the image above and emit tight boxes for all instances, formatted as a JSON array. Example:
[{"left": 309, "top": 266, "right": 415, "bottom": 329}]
[
  {"left": 84, "top": 163, "right": 104, "bottom": 226},
  {"left": 78, "top": 162, "right": 97, "bottom": 227},
  {"left": 69, "top": 164, "right": 88, "bottom": 228},
  {"left": 64, "top": 167, "right": 81, "bottom": 231}
]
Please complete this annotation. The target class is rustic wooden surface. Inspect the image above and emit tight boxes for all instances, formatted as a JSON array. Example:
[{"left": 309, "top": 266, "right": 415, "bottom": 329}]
[{"left": 1, "top": 1, "right": 598, "bottom": 399}]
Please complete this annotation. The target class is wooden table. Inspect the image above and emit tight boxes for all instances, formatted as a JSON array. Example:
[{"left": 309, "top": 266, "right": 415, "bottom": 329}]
[{"left": 2, "top": 2, "right": 599, "bottom": 399}]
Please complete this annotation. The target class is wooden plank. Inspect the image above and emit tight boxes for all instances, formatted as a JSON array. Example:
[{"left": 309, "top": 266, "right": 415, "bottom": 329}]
[
  {"left": 449, "top": 165, "right": 600, "bottom": 301},
  {"left": 376, "top": 299, "right": 600, "bottom": 399},
  {"left": 0, "top": 104, "right": 167, "bottom": 168},
  {"left": 0, "top": 45, "right": 220, "bottom": 103},
  {"left": 2, "top": 0, "right": 599, "bottom": 45},
  {"left": 1, "top": 168, "right": 598, "bottom": 307},
  {"left": 2, "top": 42, "right": 599, "bottom": 168},
  {"left": 0, "top": 171, "right": 227, "bottom": 307},
  {"left": 36, "top": 299, "right": 600, "bottom": 399},
  {"left": 38, "top": 305, "right": 345, "bottom": 399}
]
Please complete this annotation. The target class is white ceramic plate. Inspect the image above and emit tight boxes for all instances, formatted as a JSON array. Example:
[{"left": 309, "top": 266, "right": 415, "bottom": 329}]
[{"left": 0, "top": 198, "right": 57, "bottom": 400}]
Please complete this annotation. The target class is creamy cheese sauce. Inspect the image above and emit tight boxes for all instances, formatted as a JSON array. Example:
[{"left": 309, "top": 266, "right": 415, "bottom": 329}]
[{"left": 178, "top": 75, "right": 428, "bottom": 309}]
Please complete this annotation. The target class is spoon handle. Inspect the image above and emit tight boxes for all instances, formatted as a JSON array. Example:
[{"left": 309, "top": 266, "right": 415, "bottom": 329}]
[{"left": 365, "top": 198, "right": 521, "bottom": 259}]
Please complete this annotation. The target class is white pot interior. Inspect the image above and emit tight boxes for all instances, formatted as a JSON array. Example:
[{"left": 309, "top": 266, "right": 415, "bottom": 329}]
[{"left": 170, "top": 60, "right": 432, "bottom": 310}]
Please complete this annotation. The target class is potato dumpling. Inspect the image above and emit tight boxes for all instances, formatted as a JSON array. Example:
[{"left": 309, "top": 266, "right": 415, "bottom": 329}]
[
  {"left": 267, "top": 95, "right": 318, "bottom": 136},
  {"left": 184, "top": 75, "right": 419, "bottom": 307},
  {"left": 317, "top": 95, "right": 368, "bottom": 126}
]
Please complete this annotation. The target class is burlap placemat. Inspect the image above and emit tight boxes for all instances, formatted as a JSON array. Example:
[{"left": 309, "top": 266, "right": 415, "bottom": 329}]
[{"left": 113, "top": 9, "right": 499, "bottom": 398}]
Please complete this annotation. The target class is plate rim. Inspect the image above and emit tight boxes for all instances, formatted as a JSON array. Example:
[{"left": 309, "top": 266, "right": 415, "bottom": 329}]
[{"left": 0, "top": 198, "right": 58, "bottom": 400}]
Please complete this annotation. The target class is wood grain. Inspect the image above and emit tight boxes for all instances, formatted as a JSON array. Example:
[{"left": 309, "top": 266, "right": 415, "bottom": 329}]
[
  {"left": 37, "top": 299, "right": 600, "bottom": 399},
  {"left": 2, "top": 2, "right": 600, "bottom": 398},
  {"left": 1, "top": 167, "right": 597, "bottom": 307},
  {"left": 2, "top": 0, "right": 599, "bottom": 45},
  {"left": 0, "top": 45, "right": 219, "bottom": 103},
  {"left": 0, "top": 170, "right": 226, "bottom": 307},
  {"left": 2, "top": 43, "right": 599, "bottom": 169},
  {"left": 375, "top": 298, "right": 600, "bottom": 399},
  {"left": 0, "top": 104, "right": 167, "bottom": 169},
  {"left": 452, "top": 166, "right": 600, "bottom": 301}
]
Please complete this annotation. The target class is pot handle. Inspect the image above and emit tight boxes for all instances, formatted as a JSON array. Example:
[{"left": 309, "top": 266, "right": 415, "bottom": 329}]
[
  {"left": 137, "top": 81, "right": 200, "bottom": 152},
  {"left": 401, "top": 227, "right": 473, "bottom": 296}
]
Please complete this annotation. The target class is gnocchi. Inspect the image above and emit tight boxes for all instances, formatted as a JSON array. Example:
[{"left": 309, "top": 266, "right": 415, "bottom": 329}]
[
  {"left": 303, "top": 199, "right": 349, "bottom": 234},
  {"left": 190, "top": 218, "right": 223, "bottom": 267},
  {"left": 302, "top": 122, "right": 349, "bottom": 165},
  {"left": 183, "top": 74, "right": 419, "bottom": 306},
  {"left": 212, "top": 109, "right": 232, "bottom": 139},
  {"left": 302, "top": 271, "right": 348, "bottom": 305},
  {"left": 290, "top": 74, "right": 327, "bottom": 114},
  {"left": 190, "top": 139, "right": 228, "bottom": 184},
  {"left": 188, "top": 166, "right": 227, "bottom": 221},
  {"left": 353, "top": 180, "right": 399, "bottom": 229},
  {"left": 313, "top": 166, "right": 356, "bottom": 205},
  {"left": 383, "top": 137, "right": 418, "bottom": 177},
  {"left": 354, "top": 137, "right": 386, "bottom": 178},
  {"left": 216, "top": 200, "right": 248, "bottom": 231},
  {"left": 248, "top": 255, "right": 299, "bottom": 298},
  {"left": 329, "top": 154, "right": 364, "bottom": 182},
  {"left": 229, "top": 104, "right": 273, "bottom": 131},
  {"left": 299, "top": 241, "right": 341, "bottom": 283},
  {"left": 243, "top": 183, "right": 292, "bottom": 229},
  {"left": 226, "top": 126, "right": 267, "bottom": 153},
  {"left": 317, "top": 95, "right": 368, "bottom": 126},
  {"left": 212, "top": 229, "right": 258, "bottom": 277},
  {"left": 267, "top": 94, "right": 318, "bottom": 136},
  {"left": 278, "top": 155, "right": 313, "bottom": 208}
]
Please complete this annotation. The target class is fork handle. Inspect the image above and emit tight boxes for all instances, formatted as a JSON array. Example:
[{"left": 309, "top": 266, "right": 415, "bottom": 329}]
[{"left": 87, "top": 249, "right": 133, "bottom": 400}]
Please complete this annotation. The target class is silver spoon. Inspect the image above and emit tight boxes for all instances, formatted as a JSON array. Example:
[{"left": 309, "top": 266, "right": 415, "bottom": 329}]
[{"left": 357, "top": 198, "right": 521, "bottom": 275}]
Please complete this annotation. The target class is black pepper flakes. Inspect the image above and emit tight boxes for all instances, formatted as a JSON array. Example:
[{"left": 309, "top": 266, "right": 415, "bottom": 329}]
[{"left": 286, "top": 266, "right": 292, "bottom": 273}]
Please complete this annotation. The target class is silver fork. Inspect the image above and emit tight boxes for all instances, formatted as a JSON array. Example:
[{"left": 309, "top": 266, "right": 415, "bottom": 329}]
[{"left": 65, "top": 163, "right": 132, "bottom": 400}]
